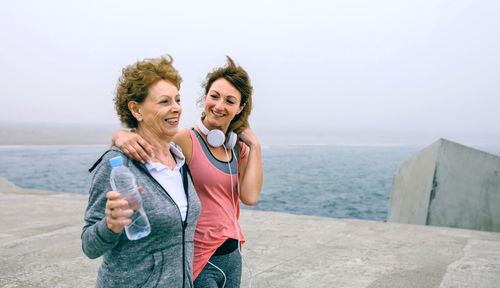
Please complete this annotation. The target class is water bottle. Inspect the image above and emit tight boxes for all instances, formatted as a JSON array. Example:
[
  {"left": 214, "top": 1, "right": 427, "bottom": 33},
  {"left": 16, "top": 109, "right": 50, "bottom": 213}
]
[{"left": 109, "top": 156, "right": 150, "bottom": 240}]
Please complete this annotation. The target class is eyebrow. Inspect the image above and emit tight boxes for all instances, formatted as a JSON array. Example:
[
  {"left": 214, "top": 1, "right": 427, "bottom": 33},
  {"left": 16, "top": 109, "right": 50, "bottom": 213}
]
[
  {"left": 209, "top": 90, "right": 238, "bottom": 99},
  {"left": 159, "top": 94, "right": 180, "bottom": 98}
]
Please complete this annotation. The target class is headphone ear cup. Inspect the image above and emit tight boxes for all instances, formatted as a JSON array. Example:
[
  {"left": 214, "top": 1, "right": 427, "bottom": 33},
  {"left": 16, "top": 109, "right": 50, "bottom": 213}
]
[
  {"left": 225, "top": 131, "right": 237, "bottom": 149},
  {"left": 207, "top": 129, "right": 226, "bottom": 147}
]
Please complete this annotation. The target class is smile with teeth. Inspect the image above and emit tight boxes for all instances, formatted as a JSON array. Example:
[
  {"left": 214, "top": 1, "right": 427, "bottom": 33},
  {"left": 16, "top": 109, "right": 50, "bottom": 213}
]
[
  {"left": 165, "top": 117, "right": 179, "bottom": 125},
  {"left": 211, "top": 110, "right": 225, "bottom": 117}
]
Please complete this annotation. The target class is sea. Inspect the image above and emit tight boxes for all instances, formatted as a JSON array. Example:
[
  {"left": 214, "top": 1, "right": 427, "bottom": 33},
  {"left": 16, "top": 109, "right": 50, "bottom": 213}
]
[{"left": 1, "top": 144, "right": 499, "bottom": 222}]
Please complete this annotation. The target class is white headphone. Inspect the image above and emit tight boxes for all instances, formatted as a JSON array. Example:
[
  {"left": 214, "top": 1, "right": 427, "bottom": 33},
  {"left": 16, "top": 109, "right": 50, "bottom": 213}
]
[{"left": 198, "top": 121, "right": 237, "bottom": 149}]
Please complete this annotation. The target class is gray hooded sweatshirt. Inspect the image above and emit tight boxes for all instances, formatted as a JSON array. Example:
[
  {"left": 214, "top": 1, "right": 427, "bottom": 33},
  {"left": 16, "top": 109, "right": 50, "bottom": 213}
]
[{"left": 82, "top": 146, "right": 201, "bottom": 287}]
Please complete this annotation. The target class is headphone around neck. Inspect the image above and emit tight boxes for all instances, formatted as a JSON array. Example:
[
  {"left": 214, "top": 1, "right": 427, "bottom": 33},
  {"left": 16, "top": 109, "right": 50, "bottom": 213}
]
[{"left": 198, "top": 121, "right": 237, "bottom": 149}]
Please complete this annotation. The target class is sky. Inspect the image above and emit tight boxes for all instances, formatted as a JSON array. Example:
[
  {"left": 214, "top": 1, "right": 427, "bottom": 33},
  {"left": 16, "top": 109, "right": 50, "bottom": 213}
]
[{"left": 1, "top": 0, "right": 499, "bottom": 145}]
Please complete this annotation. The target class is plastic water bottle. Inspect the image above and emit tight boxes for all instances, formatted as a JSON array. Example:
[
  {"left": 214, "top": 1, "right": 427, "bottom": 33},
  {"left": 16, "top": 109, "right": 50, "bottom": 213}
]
[{"left": 109, "top": 156, "right": 150, "bottom": 240}]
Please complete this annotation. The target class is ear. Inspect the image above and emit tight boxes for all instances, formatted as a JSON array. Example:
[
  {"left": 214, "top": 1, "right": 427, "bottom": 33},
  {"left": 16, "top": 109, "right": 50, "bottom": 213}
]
[
  {"left": 237, "top": 103, "right": 246, "bottom": 115},
  {"left": 128, "top": 101, "right": 142, "bottom": 120}
]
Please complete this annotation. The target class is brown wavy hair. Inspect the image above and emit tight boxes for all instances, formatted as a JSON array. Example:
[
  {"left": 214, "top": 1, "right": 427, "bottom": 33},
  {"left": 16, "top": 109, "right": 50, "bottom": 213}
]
[
  {"left": 199, "top": 56, "right": 253, "bottom": 134},
  {"left": 114, "top": 55, "right": 182, "bottom": 128}
]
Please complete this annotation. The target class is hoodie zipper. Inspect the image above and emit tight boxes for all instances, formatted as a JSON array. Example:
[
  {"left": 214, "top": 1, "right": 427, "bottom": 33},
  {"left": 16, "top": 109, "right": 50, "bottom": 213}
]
[{"left": 136, "top": 162, "right": 190, "bottom": 288}]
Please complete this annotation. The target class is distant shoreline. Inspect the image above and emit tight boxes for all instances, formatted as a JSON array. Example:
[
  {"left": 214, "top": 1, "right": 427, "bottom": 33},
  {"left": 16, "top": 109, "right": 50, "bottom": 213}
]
[
  {"left": 0, "top": 123, "right": 121, "bottom": 146},
  {"left": 2, "top": 122, "right": 500, "bottom": 148}
]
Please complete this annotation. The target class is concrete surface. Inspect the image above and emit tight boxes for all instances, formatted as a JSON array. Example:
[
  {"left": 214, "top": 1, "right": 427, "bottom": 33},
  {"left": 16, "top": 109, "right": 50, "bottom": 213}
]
[
  {"left": 1, "top": 177, "right": 500, "bottom": 288},
  {"left": 388, "top": 138, "right": 500, "bottom": 232}
]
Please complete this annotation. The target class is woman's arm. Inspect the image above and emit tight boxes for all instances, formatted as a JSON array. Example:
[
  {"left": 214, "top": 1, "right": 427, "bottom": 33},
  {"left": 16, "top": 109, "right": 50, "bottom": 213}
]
[
  {"left": 111, "top": 130, "right": 154, "bottom": 163},
  {"left": 236, "top": 128, "right": 263, "bottom": 206},
  {"left": 112, "top": 129, "right": 193, "bottom": 164},
  {"left": 81, "top": 160, "right": 132, "bottom": 259}
]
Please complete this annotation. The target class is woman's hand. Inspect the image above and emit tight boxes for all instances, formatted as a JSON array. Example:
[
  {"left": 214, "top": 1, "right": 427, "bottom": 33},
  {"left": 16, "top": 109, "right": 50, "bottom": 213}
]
[
  {"left": 235, "top": 127, "right": 260, "bottom": 149},
  {"left": 111, "top": 130, "right": 154, "bottom": 163},
  {"left": 105, "top": 191, "right": 134, "bottom": 234}
]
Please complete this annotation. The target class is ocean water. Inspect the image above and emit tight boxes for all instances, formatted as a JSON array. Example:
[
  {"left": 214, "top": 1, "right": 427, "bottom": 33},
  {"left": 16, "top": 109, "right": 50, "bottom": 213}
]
[
  {"left": 1, "top": 144, "right": 498, "bottom": 221},
  {"left": 250, "top": 145, "right": 420, "bottom": 221}
]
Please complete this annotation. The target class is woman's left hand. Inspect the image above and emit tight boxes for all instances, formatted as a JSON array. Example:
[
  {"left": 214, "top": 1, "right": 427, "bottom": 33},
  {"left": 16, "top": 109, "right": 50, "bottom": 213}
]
[{"left": 235, "top": 127, "right": 260, "bottom": 149}]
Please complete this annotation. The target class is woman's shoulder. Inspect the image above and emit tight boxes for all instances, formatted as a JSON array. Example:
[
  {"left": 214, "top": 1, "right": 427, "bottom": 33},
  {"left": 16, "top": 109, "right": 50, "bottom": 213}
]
[
  {"left": 173, "top": 128, "right": 194, "bottom": 152},
  {"left": 174, "top": 128, "right": 193, "bottom": 141},
  {"left": 103, "top": 146, "right": 126, "bottom": 159},
  {"left": 236, "top": 141, "right": 248, "bottom": 158},
  {"left": 88, "top": 146, "right": 128, "bottom": 174}
]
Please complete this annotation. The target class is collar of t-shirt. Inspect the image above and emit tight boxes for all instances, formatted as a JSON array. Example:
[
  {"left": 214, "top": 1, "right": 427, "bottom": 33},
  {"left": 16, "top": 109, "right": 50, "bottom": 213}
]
[
  {"left": 145, "top": 144, "right": 185, "bottom": 172},
  {"left": 144, "top": 143, "right": 188, "bottom": 222}
]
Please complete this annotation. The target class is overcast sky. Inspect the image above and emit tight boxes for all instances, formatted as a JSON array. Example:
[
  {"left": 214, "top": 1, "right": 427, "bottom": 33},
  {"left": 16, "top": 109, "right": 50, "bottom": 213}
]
[{"left": 1, "top": 0, "right": 499, "bottom": 145}]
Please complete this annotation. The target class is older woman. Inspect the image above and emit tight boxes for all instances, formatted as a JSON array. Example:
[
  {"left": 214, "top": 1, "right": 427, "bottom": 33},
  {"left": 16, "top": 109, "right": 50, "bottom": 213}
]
[
  {"left": 112, "top": 56, "right": 263, "bottom": 288},
  {"left": 81, "top": 55, "right": 201, "bottom": 287}
]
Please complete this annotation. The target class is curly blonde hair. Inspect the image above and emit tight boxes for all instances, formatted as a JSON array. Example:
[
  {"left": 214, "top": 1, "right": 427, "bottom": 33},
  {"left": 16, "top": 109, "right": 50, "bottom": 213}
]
[
  {"left": 199, "top": 56, "right": 253, "bottom": 134},
  {"left": 114, "top": 55, "right": 182, "bottom": 128}
]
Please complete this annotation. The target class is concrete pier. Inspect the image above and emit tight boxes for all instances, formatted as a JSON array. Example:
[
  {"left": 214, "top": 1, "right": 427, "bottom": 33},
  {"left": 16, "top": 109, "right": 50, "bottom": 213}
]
[{"left": 1, "top": 177, "right": 500, "bottom": 287}]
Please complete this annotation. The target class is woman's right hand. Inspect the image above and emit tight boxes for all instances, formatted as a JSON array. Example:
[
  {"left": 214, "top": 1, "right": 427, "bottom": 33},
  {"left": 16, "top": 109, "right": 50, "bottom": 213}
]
[
  {"left": 111, "top": 130, "right": 154, "bottom": 163},
  {"left": 105, "top": 191, "right": 134, "bottom": 234}
]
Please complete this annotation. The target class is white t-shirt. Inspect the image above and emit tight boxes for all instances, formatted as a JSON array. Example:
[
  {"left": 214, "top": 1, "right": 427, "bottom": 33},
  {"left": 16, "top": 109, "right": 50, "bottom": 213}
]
[{"left": 145, "top": 144, "right": 187, "bottom": 221}]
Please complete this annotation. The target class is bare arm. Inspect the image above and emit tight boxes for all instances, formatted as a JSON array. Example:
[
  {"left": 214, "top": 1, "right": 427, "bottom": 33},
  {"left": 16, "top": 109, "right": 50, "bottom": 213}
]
[
  {"left": 236, "top": 128, "right": 263, "bottom": 206},
  {"left": 111, "top": 130, "right": 154, "bottom": 163}
]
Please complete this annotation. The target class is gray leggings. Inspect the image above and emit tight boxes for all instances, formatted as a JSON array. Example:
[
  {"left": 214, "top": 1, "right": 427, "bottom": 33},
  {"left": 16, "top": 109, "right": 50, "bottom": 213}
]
[{"left": 194, "top": 248, "right": 242, "bottom": 288}]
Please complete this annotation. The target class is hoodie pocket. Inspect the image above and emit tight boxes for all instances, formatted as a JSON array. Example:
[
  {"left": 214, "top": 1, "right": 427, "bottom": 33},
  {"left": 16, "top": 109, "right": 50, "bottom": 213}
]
[
  {"left": 139, "top": 251, "right": 163, "bottom": 288},
  {"left": 96, "top": 253, "right": 158, "bottom": 288}
]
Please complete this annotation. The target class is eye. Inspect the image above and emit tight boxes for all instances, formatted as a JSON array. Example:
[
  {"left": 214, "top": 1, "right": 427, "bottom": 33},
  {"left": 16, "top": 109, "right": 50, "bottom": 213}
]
[
  {"left": 210, "top": 94, "right": 219, "bottom": 99},
  {"left": 176, "top": 98, "right": 181, "bottom": 104},
  {"left": 226, "top": 99, "right": 235, "bottom": 105}
]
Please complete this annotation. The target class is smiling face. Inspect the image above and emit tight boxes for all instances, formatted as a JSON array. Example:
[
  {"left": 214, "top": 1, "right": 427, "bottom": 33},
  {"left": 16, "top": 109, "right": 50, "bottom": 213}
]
[
  {"left": 131, "top": 79, "right": 182, "bottom": 140},
  {"left": 203, "top": 78, "right": 245, "bottom": 132}
]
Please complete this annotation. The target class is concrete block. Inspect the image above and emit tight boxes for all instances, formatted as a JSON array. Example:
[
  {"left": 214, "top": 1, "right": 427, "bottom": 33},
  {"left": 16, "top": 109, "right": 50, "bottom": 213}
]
[{"left": 387, "top": 138, "right": 500, "bottom": 232}]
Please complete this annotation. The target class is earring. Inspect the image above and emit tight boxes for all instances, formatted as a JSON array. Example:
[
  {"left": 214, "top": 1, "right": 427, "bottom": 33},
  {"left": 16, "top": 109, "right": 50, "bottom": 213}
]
[{"left": 138, "top": 117, "right": 142, "bottom": 122}]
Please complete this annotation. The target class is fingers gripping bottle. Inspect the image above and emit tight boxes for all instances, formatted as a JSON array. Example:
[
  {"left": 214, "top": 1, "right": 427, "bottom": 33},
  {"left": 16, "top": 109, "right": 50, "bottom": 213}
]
[{"left": 109, "top": 156, "right": 151, "bottom": 240}]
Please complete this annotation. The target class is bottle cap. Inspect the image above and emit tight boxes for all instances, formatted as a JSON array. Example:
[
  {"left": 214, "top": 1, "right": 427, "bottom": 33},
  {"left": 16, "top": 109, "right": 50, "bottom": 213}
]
[{"left": 109, "top": 156, "right": 124, "bottom": 167}]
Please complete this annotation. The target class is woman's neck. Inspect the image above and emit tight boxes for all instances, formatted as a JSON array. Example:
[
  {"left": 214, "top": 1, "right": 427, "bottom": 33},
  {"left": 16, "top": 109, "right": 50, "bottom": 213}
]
[
  {"left": 202, "top": 119, "right": 229, "bottom": 134},
  {"left": 135, "top": 127, "right": 172, "bottom": 161}
]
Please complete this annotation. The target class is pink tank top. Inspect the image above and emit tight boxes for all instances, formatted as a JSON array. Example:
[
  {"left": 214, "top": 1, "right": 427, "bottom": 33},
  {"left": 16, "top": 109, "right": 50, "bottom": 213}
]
[{"left": 189, "top": 129, "right": 247, "bottom": 279}]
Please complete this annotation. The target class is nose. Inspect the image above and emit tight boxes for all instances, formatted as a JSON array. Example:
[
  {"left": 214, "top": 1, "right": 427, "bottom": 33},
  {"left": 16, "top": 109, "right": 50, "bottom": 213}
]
[
  {"left": 214, "top": 99, "right": 224, "bottom": 110},
  {"left": 172, "top": 100, "right": 182, "bottom": 113}
]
